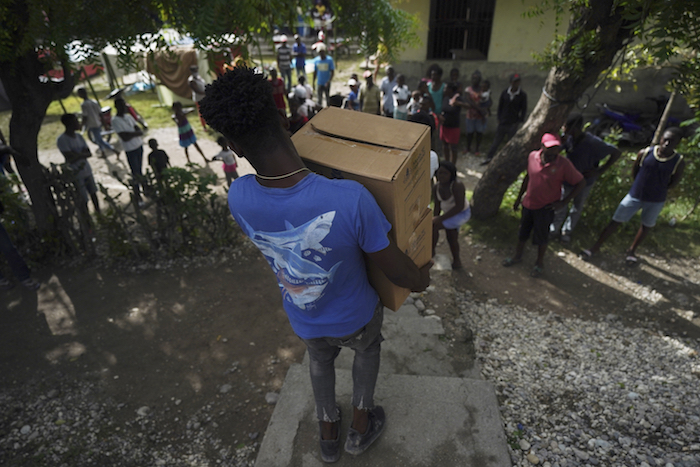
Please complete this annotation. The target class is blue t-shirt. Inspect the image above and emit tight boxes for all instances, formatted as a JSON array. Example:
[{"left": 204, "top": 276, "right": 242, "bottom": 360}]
[
  {"left": 314, "top": 57, "right": 335, "bottom": 86},
  {"left": 228, "top": 173, "right": 391, "bottom": 339},
  {"left": 293, "top": 43, "right": 306, "bottom": 69}
]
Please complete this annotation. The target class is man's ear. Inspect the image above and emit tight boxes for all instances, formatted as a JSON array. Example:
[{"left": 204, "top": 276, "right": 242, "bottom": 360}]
[{"left": 229, "top": 140, "right": 247, "bottom": 160}]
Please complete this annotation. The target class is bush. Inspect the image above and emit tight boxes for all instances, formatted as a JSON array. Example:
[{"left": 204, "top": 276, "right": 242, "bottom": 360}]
[{"left": 1, "top": 163, "right": 241, "bottom": 265}]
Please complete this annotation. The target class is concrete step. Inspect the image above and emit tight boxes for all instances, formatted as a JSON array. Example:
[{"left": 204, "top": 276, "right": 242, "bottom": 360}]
[
  {"left": 255, "top": 363, "right": 511, "bottom": 467},
  {"left": 322, "top": 303, "right": 481, "bottom": 379}
]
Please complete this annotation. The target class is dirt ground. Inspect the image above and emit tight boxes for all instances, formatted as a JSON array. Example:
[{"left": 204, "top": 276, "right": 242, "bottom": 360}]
[{"left": 1, "top": 136, "right": 699, "bottom": 465}]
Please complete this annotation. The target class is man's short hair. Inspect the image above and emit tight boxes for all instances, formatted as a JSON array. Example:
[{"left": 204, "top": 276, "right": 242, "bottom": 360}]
[
  {"left": 199, "top": 67, "right": 280, "bottom": 154},
  {"left": 664, "top": 127, "right": 682, "bottom": 140},
  {"left": 565, "top": 113, "right": 584, "bottom": 131},
  {"left": 60, "top": 113, "right": 76, "bottom": 127}
]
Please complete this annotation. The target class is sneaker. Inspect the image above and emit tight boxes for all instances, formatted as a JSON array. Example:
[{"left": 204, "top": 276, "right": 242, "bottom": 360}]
[
  {"left": 480, "top": 158, "right": 492, "bottom": 166},
  {"left": 20, "top": 278, "right": 40, "bottom": 290},
  {"left": 344, "top": 406, "right": 385, "bottom": 456},
  {"left": 0, "top": 278, "right": 14, "bottom": 291},
  {"left": 319, "top": 406, "right": 341, "bottom": 463}
]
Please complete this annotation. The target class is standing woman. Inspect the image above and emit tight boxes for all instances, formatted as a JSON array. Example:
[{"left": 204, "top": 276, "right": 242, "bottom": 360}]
[
  {"left": 427, "top": 66, "right": 446, "bottom": 116},
  {"left": 112, "top": 97, "right": 144, "bottom": 203}
]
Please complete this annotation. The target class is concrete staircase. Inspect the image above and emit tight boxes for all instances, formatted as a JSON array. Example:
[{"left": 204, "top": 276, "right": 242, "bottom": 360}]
[{"left": 255, "top": 256, "right": 511, "bottom": 466}]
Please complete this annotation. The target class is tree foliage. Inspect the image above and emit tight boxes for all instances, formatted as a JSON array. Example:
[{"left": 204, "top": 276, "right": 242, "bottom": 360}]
[
  {"left": 471, "top": 0, "right": 700, "bottom": 220},
  {"left": 0, "top": 0, "right": 419, "bottom": 254}
]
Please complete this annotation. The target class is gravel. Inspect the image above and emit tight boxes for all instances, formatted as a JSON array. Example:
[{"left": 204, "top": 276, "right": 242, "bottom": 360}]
[
  {"left": 0, "top": 374, "right": 257, "bottom": 466},
  {"left": 459, "top": 294, "right": 700, "bottom": 467}
]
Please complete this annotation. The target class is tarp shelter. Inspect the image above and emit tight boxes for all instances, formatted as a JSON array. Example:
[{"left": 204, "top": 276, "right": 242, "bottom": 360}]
[{"left": 146, "top": 47, "right": 200, "bottom": 101}]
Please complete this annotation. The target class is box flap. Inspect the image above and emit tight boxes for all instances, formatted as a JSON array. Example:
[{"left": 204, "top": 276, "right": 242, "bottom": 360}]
[
  {"left": 293, "top": 130, "right": 407, "bottom": 182},
  {"left": 309, "top": 107, "right": 429, "bottom": 151}
]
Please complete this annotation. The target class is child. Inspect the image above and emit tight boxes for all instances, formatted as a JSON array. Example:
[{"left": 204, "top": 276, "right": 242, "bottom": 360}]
[
  {"left": 212, "top": 136, "right": 239, "bottom": 187},
  {"left": 432, "top": 160, "right": 470, "bottom": 270},
  {"left": 392, "top": 74, "right": 410, "bottom": 120},
  {"left": 407, "top": 90, "right": 422, "bottom": 115},
  {"left": 441, "top": 83, "right": 462, "bottom": 164},
  {"left": 147, "top": 138, "right": 170, "bottom": 179},
  {"left": 172, "top": 101, "right": 209, "bottom": 164}
]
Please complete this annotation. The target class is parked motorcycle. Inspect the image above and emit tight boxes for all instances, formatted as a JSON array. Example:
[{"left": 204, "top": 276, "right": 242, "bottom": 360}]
[{"left": 589, "top": 96, "right": 682, "bottom": 145}]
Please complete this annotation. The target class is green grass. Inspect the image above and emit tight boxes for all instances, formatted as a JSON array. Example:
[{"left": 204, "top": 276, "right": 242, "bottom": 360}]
[{"left": 463, "top": 179, "right": 700, "bottom": 259}]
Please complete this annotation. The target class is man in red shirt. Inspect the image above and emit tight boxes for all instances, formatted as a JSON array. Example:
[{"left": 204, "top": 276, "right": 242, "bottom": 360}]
[{"left": 503, "top": 133, "right": 585, "bottom": 277}]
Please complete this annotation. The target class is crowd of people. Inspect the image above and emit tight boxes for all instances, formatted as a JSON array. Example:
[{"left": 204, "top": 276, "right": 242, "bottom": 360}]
[
  {"left": 196, "top": 65, "right": 690, "bottom": 465},
  {"left": 0, "top": 42, "right": 690, "bottom": 463}
]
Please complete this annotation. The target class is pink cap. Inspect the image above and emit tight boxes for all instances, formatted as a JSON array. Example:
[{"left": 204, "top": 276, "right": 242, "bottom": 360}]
[{"left": 541, "top": 133, "right": 561, "bottom": 148}]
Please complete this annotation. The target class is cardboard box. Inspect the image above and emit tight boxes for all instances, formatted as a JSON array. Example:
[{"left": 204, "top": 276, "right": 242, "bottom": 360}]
[{"left": 291, "top": 107, "right": 432, "bottom": 310}]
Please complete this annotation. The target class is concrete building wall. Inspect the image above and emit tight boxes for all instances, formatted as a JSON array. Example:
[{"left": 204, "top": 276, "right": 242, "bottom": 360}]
[
  {"left": 390, "top": 0, "right": 691, "bottom": 129},
  {"left": 488, "top": 0, "right": 561, "bottom": 62},
  {"left": 396, "top": 0, "right": 560, "bottom": 63}
]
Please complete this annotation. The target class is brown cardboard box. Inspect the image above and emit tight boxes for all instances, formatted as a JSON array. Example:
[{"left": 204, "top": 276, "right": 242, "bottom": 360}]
[{"left": 291, "top": 107, "right": 432, "bottom": 310}]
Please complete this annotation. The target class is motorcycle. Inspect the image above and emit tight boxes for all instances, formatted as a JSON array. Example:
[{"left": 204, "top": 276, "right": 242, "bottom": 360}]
[{"left": 589, "top": 96, "right": 682, "bottom": 145}]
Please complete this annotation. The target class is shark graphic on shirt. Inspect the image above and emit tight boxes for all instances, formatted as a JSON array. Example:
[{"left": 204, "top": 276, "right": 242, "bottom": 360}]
[{"left": 238, "top": 212, "right": 341, "bottom": 309}]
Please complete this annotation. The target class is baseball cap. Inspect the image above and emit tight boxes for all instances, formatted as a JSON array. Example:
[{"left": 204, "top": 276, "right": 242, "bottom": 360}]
[
  {"left": 347, "top": 78, "right": 358, "bottom": 86},
  {"left": 363, "top": 70, "right": 373, "bottom": 79},
  {"left": 280, "top": 35, "right": 288, "bottom": 42},
  {"left": 510, "top": 73, "right": 522, "bottom": 83},
  {"left": 541, "top": 133, "right": 561, "bottom": 148}
]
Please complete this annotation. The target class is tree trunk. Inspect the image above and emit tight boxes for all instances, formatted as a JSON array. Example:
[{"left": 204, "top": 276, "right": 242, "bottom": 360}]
[
  {"left": 652, "top": 91, "right": 676, "bottom": 145},
  {"left": 0, "top": 51, "right": 74, "bottom": 236},
  {"left": 471, "top": 0, "right": 637, "bottom": 219}
]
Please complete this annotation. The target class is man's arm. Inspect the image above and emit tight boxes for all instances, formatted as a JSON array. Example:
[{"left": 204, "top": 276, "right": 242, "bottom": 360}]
[
  {"left": 497, "top": 92, "right": 505, "bottom": 122},
  {"left": 513, "top": 174, "right": 528, "bottom": 211},
  {"left": 669, "top": 158, "right": 686, "bottom": 190},
  {"left": 60, "top": 147, "right": 91, "bottom": 165},
  {"left": 632, "top": 148, "right": 646, "bottom": 179},
  {"left": 588, "top": 146, "right": 622, "bottom": 178},
  {"left": 519, "top": 93, "right": 527, "bottom": 122},
  {"left": 551, "top": 177, "right": 586, "bottom": 211},
  {"left": 367, "top": 239, "right": 431, "bottom": 292},
  {"left": 117, "top": 129, "right": 142, "bottom": 142}
]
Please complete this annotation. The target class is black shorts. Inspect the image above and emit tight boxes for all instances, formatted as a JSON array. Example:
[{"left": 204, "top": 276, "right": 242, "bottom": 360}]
[{"left": 519, "top": 206, "right": 554, "bottom": 246}]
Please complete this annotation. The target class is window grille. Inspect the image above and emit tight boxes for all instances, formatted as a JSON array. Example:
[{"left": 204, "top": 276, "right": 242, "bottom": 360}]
[{"left": 427, "top": 0, "right": 496, "bottom": 60}]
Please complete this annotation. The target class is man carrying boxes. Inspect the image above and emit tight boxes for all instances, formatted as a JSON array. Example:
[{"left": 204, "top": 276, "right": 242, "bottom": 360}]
[{"left": 200, "top": 67, "right": 432, "bottom": 463}]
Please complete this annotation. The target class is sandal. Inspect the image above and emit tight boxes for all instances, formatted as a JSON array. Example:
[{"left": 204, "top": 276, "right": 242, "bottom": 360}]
[
  {"left": 21, "top": 278, "right": 40, "bottom": 290},
  {"left": 530, "top": 265, "right": 544, "bottom": 278},
  {"left": 502, "top": 257, "right": 522, "bottom": 267},
  {"left": 579, "top": 249, "right": 594, "bottom": 261},
  {"left": 625, "top": 253, "right": 638, "bottom": 266}
]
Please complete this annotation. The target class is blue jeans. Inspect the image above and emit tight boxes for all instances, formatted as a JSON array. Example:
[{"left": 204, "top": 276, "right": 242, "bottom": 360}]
[
  {"left": 0, "top": 221, "right": 30, "bottom": 281},
  {"left": 301, "top": 302, "right": 384, "bottom": 422},
  {"left": 280, "top": 68, "right": 293, "bottom": 92},
  {"left": 125, "top": 146, "right": 143, "bottom": 199},
  {"left": 88, "top": 127, "right": 115, "bottom": 153},
  {"left": 551, "top": 182, "right": 595, "bottom": 235}
]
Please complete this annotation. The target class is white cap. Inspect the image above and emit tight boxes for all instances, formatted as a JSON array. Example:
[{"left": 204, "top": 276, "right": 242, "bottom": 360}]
[
  {"left": 280, "top": 34, "right": 288, "bottom": 42},
  {"left": 347, "top": 78, "right": 358, "bottom": 86}
]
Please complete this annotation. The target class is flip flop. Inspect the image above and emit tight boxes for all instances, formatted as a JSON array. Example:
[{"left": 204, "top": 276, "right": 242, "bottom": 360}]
[
  {"left": 625, "top": 255, "right": 638, "bottom": 266},
  {"left": 530, "top": 265, "right": 544, "bottom": 278},
  {"left": 502, "top": 257, "right": 522, "bottom": 267},
  {"left": 580, "top": 249, "right": 594, "bottom": 261}
]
